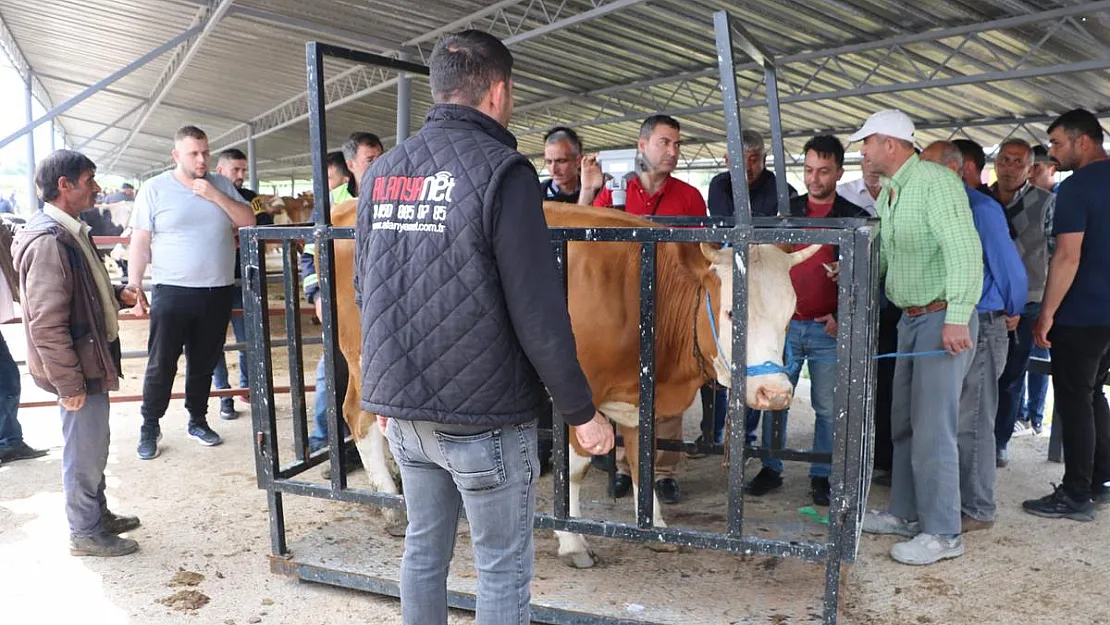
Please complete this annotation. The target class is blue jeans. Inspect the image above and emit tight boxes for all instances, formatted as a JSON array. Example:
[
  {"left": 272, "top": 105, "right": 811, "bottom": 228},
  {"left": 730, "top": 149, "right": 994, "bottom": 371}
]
[
  {"left": 385, "top": 418, "right": 538, "bottom": 625},
  {"left": 309, "top": 353, "right": 349, "bottom": 453},
  {"left": 0, "top": 332, "right": 23, "bottom": 450},
  {"left": 61, "top": 392, "right": 111, "bottom": 537},
  {"left": 1021, "top": 345, "right": 1050, "bottom": 427},
  {"left": 212, "top": 288, "right": 248, "bottom": 392},
  {"left": 996, "top": 301, "right": 1040, "bottom": 450},
  {"left": 760, "top": 320, "right": 838, "bottom": 477}
]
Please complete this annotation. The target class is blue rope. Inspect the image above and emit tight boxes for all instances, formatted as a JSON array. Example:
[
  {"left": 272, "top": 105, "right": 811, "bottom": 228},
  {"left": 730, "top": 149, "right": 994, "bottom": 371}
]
[{"left": 704, "top": 290, "right": 953, "bottom": 378}]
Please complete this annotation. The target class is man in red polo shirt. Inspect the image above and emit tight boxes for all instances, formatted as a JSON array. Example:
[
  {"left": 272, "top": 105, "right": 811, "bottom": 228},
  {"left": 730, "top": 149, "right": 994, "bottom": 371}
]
[
  {"left": 579, "top": 115, "right": 707, "bottom": 218},
  {"left": 743, "top": 134, "right": 869, "bottom": 507},
  {"left": 576, "top": 115, "right": 705, "bottom": 505}
]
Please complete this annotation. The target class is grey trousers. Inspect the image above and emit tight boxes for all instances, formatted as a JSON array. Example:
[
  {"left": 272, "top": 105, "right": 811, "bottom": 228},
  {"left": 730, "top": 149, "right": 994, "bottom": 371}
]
[
  {"left": 384, "top": 418, "right": 538, "bottom": 625},
  {"left": 958, "top": 314, "right": 1009, "bottom": 522},
  {"left": 889, "top": 310, "right": 978, "bottom": 536},
  {"left": 60, "top": 392, "right": 111, "bottom": 537}
]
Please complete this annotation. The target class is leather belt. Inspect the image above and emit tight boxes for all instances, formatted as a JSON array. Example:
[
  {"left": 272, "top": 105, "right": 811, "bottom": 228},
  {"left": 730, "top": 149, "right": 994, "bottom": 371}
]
[
  {"left": 903, "top": 299, "right": 947, "bottom": 317},
  {"left": 978, "top": 310, "right": 1005, "bottom": 322}
]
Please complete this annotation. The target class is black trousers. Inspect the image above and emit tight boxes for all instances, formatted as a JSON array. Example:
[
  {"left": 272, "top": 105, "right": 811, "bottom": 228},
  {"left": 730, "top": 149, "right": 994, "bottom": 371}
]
[
  {"left": 873, "top": 304, "right": 902, "bottom": 471},
  {"left": 140, "top": 284, "right": 235, "bottom": 431},
  {"left": 1049, "top": 324, "right": 1110, "bottom": 501}
]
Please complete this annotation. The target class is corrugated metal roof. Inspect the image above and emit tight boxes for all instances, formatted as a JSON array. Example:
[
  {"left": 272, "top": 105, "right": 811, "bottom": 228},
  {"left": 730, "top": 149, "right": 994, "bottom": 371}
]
[{"left": 2, "top": 0, "right": 1108, "bottom": 177}]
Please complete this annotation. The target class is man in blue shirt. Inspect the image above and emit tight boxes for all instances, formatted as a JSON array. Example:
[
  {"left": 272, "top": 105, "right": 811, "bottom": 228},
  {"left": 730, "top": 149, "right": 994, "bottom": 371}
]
[
  {"left": 922, "top": 142, "right": 1027, "bottom": 530},
  {"left": 1027, "top": 109, "right": 1110, "bottom": 522}
]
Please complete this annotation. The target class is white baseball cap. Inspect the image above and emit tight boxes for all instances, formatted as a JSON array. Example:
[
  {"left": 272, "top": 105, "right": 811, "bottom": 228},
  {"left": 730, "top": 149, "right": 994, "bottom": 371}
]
[{"left": 848, "top": 109, "right": 916, "bottom": 143}]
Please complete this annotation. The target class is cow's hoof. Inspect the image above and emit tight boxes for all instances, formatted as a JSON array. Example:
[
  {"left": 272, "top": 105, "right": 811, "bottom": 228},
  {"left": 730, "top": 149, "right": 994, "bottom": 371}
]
[
  {"left": 385, "top": 521, "right": 407, "bottom": 538},
  {"left": 646, "top": 541, "right": 679, "bottom": 553},
  {"left": 559, "top": 550, "right": 596, "bottom": 569}
]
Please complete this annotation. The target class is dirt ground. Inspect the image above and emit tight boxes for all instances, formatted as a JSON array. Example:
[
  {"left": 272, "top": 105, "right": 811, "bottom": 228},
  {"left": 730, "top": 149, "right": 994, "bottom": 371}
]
[{"left": 2, "top": 313, "right": 1109, "bottom": 625}]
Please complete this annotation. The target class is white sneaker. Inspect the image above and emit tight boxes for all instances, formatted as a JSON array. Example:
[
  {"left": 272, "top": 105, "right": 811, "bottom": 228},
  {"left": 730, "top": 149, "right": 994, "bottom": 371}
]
[
  {"left": 1013, "top": 421, "right": 1033, "bottom": 437},
  {"left": 861, "top": 510, "right": 920, "bottom": 537},
  {"left": 890, "top": 533, "right": 964, "bottom": 565}
]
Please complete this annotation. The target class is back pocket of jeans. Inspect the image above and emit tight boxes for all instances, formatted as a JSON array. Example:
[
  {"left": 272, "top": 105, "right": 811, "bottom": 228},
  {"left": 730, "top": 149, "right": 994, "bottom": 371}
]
[{"left": 434, "top": 429, "right": 505, "bottom": 492}]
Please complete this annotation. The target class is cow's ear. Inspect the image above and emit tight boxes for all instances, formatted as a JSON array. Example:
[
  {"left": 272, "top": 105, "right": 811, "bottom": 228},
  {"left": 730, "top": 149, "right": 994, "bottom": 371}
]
[{"left": 700, "top": 242, "right": 724, "bottom": 264}]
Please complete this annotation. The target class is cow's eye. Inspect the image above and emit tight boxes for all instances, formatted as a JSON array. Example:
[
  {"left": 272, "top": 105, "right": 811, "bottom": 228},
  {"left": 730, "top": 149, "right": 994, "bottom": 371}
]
[{"left": 726, "top": 310, "right": 733, "bottom": 321}]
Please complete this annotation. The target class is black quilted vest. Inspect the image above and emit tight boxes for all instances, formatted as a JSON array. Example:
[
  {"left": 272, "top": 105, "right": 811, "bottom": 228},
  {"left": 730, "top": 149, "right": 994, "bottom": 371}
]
[{"left": 354, "top": 104, "right": 547, "bottom": 426}]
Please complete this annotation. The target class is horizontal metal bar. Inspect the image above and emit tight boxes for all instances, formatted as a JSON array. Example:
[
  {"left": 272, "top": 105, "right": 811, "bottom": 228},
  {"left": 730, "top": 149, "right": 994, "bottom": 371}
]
[
  {"left": 274, "top": 560, "right": 657, "bottom": 625},
  {"left": 533, "top": 514, "right": 827, "bottom": 561},
  {"left": 269, "top": 478, "right": 405, "bottom": 509},
  {"left": 312, "top": 43, "right": 430, "bottom": 75}
]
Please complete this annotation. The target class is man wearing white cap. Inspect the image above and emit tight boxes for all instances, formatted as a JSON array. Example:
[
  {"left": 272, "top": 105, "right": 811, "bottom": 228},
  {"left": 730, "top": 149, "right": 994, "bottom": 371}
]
[{"left": 851, "top": 109, "right": 984, "bottom": 565}]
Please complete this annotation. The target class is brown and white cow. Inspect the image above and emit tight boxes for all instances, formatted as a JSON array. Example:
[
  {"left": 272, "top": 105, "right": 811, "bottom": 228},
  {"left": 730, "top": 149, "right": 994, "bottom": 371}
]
[
  {"left": 324, "top": 200, "right": 816, "bottom": 545},
  {"left": 545, "top": 203, "right": 816, "bottom": 567}
]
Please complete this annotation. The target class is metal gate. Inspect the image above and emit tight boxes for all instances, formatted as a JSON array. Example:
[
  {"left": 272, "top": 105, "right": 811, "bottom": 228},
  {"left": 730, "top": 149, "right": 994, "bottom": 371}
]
[{"left": 242, "top": 11, "right": 878, "bottom": 625}]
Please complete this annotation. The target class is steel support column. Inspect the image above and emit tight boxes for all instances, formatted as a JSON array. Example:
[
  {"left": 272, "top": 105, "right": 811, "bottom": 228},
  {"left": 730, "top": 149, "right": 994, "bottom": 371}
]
[
  {"left": 25, "top": 77, "right": 35, "bottom": 213},
  {"left": 395, "top": 54, "right": 412, "bottom": 144},
  {"left": 247, "top": 124, "right": 258, "bottom": 192}
]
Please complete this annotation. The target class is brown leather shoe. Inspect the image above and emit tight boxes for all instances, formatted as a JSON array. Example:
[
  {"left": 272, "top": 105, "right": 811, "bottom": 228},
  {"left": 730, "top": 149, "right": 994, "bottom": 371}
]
[{"left": 961, "top": 515, "right": 995, "bottom": 532}]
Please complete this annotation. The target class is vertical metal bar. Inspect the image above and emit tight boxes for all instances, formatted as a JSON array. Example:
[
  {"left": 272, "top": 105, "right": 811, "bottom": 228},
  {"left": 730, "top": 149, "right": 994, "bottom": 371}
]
[
  {"left": 306, "top": 42, "right": 344, "bottom": 490},
  {"left": 396, "top": 52, "right": 412, "bottom": 144},
  {"left": 764, "top": 65, "right": 790, "bottom": 217},
  {"left": 243, "top": 228, "right": 279, "bottom": 496},
  {"left": 716, "top": 10, "right": 752, "bottom": 538},
  {"left": 283, "top": 239, "right": 309, "bottom": 461},
  {"left": 25, "top": 77, "right": 36, "bottom": 213},
  {"left": 769, "top": 409, "right": 784, "bottom": 451},
  {"left": 267, "top": 489, "right": 288, "bottom": 557},
  {"left": 713, "top": 11, "right": 752, "bottom": 226},
  {"left": 50, "top": 119, "right": 56, "bottom": 152},
  {"left": 551, "top": 240, "right": 570, "bottom": 519},
  {"left": 636, "top": 242, "right": 657, "bottom": 529},
  {"left": 247, "top": 123, "right": 258, "bottom": 193}
]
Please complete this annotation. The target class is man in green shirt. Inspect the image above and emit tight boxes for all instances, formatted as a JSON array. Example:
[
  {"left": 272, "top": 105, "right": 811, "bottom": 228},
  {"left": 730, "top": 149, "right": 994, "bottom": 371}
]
[{"left": 852, "top": 110, "right": 984, "bottom": 566}]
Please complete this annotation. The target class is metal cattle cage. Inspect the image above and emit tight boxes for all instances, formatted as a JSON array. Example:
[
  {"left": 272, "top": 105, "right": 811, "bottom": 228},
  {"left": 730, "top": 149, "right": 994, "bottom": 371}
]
[{"left": 242, "top": 12, "right": 878, "bottom": 625}]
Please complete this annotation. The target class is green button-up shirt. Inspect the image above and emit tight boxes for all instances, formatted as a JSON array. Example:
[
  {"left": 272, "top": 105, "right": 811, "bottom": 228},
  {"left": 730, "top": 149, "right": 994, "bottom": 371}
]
[{"left": 875, "top": 155, "right": 983, "bottom": 326}]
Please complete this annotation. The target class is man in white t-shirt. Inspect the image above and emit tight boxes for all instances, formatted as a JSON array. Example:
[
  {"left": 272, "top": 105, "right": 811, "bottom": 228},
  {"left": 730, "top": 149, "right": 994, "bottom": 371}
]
[{"left": 128, "top": 125, "right": 255, "bottom": 460}]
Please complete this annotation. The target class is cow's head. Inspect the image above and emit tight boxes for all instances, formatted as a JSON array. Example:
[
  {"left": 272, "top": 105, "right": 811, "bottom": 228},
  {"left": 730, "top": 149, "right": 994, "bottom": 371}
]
[{"left": 700, "top": 243, "right": 821, "bottom": 411}]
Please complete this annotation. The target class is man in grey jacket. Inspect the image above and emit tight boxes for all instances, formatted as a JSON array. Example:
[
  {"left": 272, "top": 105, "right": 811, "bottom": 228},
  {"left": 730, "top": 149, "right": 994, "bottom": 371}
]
[
  {"left": 14, "top": 150, "right": 145, "bottom": 556},
  {"left": 356, "top": 31, "right": 613, "bottom": 625}
]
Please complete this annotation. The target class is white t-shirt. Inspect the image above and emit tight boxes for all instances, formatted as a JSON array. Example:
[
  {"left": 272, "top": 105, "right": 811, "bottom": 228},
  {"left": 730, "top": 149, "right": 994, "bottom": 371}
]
[{"left": 130, "top": 171, "right": 245, "bottom": 287}]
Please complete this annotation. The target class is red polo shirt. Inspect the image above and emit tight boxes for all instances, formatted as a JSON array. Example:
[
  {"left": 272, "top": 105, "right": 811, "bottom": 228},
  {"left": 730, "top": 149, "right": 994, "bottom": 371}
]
[
  {"left": 592, "top": 176, "right": 707, "bottom": 217},
  {"left": 790, "top": 199, "right": 838, "bottom": 321}
]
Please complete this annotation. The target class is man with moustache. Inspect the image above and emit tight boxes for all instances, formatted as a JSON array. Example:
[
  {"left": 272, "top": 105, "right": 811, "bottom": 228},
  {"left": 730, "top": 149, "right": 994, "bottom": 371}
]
[
  {"left": 128, "top": 126, "right": 255, "bottom": 460},
  {"left": 542, "top": 126, "right": 584, "bottom": 203},
  {"left": 578, "top": 114, "right": 707, "bottom": 504},
  {"left": 707, "top": 130, "right": 798, "bottom": 218},
  {"left": 743, "top": 135, "right": 869, "bottom": 506},
  {"left": 988, "top": 139, "right": 1056, "bottom": 462}
]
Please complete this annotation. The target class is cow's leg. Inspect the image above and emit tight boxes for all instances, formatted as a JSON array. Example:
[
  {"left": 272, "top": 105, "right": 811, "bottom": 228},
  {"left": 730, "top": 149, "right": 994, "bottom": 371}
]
[
  {"left": 345, "top": 371, "right": 406, "bottom": 535},
  {"left": 621, "top": 424, "right": 678, "bottom": 552},
  {"left": 555, "top": 444, "right": 597, "bottom": 569}
]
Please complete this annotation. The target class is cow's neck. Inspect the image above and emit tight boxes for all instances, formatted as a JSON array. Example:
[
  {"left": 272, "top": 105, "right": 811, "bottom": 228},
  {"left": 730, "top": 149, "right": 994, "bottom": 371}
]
[{"left": 655, "top": 244, "right": 720, "bottom": 385}]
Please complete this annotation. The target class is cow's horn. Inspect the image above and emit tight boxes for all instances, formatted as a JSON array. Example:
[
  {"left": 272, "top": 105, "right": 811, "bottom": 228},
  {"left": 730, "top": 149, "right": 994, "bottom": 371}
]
[{"left": 788, "top": 244, "right": 822, "bottom": 266}]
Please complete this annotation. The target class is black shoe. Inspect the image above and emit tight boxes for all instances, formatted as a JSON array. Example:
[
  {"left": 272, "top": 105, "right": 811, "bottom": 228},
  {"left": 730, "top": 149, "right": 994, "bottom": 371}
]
[
  {"left": 218, "top": 398, "right": 238, "bottom": 421},
  {"left": 0, "top": 441, "right": 49, "bottom": 462},
  {"left": 187, "top": 423, "right": 223, "bottom": 447},
  {"left": 745, "top": 467, "right": 783, "bottom": 496},
  {"left": 70, "top": 533, "right": 139, "bottom": 557},
  {"left": 136, "top": 430, "right": 162, "bottom": 460},
  {"left": 1022, "top": 484, "right": 1096, "bottom": 522},
  {"left": 101, "top": 510, "right": 141, "bottom": 535},
  {"left": 1092, "top": 483, "right": 1110, "bottom": 507},
  {"left": 655, "top": 478, "right": 681, "bottom": 504},
  {"left": 811, "top": 476, "right": 831, "bottom": 507},
  {"left": 609, "top": 474, "right": 632, "bottom": 499}
]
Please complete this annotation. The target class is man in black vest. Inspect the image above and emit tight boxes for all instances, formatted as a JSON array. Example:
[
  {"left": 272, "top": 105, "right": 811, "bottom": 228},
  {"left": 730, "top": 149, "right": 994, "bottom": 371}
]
[{"left": 355, "top": 30, "right": 613, "bottom": 625}]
